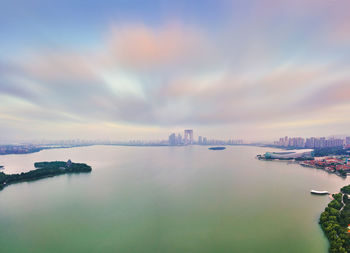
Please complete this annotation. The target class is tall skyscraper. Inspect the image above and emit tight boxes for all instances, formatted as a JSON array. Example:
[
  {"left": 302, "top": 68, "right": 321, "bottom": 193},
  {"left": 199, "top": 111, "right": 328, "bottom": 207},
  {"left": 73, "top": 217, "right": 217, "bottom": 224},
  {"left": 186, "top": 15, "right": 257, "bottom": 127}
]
[
  {"left": 177, "top": 133, "right": 182, "bottom": 145},
  {"left": 203, "top": 137, "right": 207, "bottom": 145},
  {"left": 198, "top": 136, "right": 203, "bottom": 145},
  {"left": 184, "top": 129, "right": 194, "bottom": 145},
  {"left": 168, "top": 133, "right": 176, "bottom": 145}
]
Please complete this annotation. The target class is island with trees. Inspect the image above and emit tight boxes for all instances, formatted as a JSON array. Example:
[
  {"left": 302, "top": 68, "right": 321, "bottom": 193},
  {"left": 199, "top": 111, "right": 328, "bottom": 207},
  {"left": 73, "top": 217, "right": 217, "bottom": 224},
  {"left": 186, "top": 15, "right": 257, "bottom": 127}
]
[
  {"left": 0, "top": 160, "right": 92, "bottom": 191},
  {"left": 208, "top": 147, "right": 226, "bottom": 150},
  {"left": 319, "top": 186, "right": 350, "bottom": 252}
]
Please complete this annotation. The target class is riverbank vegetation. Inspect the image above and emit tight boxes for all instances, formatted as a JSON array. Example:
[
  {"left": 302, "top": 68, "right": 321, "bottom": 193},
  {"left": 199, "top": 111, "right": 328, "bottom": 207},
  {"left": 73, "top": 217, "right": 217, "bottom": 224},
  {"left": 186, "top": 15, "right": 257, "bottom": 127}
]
[
  {"left": 0, "top": 161, "right": 91, "bottom": 191},
  {"left": 320, "top": 190, "right": 350, "bottom": 252}
]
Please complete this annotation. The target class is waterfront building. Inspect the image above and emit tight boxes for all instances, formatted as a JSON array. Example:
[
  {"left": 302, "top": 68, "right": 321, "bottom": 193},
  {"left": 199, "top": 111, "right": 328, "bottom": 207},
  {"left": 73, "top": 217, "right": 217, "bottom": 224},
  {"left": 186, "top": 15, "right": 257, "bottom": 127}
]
[{"left": 264, "top": 149, "right": 313, "bottom": 159}]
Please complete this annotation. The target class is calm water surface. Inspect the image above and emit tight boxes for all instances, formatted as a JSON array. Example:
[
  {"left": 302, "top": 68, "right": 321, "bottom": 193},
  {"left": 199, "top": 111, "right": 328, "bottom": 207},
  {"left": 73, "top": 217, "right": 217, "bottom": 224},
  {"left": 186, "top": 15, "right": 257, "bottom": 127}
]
[{"left": 0, "top": 145, "right": 349, "bottom": 253}]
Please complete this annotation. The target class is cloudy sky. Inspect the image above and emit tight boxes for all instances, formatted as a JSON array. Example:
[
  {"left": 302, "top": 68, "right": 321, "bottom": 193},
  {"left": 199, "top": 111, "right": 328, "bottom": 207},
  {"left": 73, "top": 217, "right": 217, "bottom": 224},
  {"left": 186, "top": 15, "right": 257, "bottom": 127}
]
[{"left": 0, "top": 0, "right": 350, "bottom": 142}]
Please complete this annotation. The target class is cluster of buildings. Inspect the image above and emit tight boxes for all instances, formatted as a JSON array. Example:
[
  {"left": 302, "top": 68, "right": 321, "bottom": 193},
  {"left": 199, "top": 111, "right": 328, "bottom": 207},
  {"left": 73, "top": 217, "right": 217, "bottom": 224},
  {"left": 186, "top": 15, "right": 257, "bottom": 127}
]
[
  {"left": 168, "top": 129, "right": 244, "bottom": 146},
  {"left": 168, "top": 129, "right": 194, "bottom": 145},
  {"left": 274, "top": 136, "right": 350, "bottom": 148},
  {"left": 259, "top": 148, "right": 350, "bottom": 177},
  {"left": 300, "top": 157, "right": 350, "bottom": 174}
]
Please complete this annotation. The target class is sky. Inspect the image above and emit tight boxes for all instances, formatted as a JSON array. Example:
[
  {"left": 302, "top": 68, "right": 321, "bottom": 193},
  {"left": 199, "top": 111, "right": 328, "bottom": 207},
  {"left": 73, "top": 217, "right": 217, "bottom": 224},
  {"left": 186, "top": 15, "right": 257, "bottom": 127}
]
[{"left": 0, "top": 0, "right": 350, "bottom": 142}]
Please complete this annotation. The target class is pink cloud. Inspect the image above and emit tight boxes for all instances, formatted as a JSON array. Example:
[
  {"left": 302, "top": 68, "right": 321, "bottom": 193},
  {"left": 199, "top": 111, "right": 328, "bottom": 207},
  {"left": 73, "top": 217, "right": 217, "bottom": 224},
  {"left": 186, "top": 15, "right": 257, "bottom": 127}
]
[
  {"left": 107, "top": 23, "right": 208, "bottom": 69},
  {"left": 19, "top": 51, "right": 98, "bottom": 82}
]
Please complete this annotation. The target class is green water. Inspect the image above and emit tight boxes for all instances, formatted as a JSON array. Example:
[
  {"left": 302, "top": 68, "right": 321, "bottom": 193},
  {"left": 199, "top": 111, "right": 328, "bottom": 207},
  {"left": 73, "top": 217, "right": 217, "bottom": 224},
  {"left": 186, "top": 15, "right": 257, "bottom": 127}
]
[{"left": 0, "top": 145, "right": 348, "bottom": 252}]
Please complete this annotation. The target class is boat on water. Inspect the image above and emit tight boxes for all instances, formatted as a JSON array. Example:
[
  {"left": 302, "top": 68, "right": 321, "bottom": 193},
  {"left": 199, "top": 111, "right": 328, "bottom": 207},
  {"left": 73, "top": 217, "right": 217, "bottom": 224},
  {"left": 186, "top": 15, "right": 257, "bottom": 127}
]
[
  {"left": 310, "top": 190, "right": 329, "bottom": 195},
  {"left": 208, "top": 147, "right": 226, "bottom": 150}
]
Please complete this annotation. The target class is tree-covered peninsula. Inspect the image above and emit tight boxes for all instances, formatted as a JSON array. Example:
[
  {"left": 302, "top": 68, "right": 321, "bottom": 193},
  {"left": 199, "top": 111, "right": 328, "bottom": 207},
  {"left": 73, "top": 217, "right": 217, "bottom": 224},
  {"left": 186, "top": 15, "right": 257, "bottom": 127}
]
[
  {"left": 319, "top": 188, "right": 350, "bottom": 252},
  {"left": 0, "top": 160, "right": 92, "bottom": 191}
]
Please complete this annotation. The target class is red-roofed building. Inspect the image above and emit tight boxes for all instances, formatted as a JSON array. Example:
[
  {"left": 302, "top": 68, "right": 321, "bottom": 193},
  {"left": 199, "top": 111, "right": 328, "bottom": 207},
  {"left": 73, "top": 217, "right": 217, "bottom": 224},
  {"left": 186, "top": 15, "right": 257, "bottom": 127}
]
[{"left": 336, "top": 165, "right": 350, "bottom": 171}]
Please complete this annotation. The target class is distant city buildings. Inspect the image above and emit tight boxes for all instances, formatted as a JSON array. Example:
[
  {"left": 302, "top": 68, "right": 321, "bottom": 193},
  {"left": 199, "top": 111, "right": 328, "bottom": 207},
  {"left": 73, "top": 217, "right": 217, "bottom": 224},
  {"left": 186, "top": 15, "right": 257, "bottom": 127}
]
[
  {"left": 0, "top": 145, "right": 41, "bottom": 155},
  {"left": 168, "top": 132, "right": 183, "bottom": 145},
  {"left": 168, "top": 129, "right": 244, "bottom": 146},
  {"left": 274, "top": 136, "right": 349, "bottom": 148}
]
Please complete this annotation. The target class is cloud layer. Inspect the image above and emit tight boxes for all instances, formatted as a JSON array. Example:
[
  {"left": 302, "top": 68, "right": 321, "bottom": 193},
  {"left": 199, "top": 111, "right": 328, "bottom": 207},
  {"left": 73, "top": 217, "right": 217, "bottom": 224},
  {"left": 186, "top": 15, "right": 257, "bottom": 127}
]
[{"left": 0, "top": 0, "right": 350, "bottom": 141}]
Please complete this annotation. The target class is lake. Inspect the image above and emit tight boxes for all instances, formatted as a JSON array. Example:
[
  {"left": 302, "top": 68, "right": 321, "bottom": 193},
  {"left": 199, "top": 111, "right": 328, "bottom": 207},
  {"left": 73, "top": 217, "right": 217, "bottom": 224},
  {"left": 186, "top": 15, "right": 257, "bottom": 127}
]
[{"left": 0, "top": 145, "right": 349, "bottom": 252}]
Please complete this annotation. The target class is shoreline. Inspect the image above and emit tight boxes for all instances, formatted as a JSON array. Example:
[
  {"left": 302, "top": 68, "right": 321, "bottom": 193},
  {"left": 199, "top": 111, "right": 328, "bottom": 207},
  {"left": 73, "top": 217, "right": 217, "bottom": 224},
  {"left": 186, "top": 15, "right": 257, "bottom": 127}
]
[{"left": 257, "top": 156, "right": 349, "bottom": 178}]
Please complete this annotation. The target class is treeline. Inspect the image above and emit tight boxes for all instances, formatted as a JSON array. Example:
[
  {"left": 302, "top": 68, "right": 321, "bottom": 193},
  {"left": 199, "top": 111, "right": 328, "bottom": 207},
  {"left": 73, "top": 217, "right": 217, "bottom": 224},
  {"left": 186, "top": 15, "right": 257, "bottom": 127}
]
[
  {"left": 0, "top": 161, "right": 92, "bottom": 192},
  {"left": 314, "top": 147, "right": 350, "bottom": 157},
  {"left": 34, "top": 161, "right": 92, "bottom": 173},
  {"left": 342, "top": 186, "right": 350, "bottom": 195}
]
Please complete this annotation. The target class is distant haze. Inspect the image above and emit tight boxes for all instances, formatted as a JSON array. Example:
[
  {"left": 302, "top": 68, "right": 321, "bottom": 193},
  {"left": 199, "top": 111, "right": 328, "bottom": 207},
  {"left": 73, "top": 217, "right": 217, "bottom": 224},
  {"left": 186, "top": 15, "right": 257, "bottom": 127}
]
[{"left": 0, "top": 0, "right": 350, "bottom": 142}]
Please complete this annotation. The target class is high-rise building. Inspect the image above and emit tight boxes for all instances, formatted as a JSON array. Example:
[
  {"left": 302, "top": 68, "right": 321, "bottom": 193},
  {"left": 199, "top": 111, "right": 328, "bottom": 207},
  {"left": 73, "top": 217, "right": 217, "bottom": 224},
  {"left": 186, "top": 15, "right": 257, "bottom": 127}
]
[
  {"left": 305, "top": 137, "right": 316, "bottom": 148},
  {"left": 184, "top": 129, "right": 193, "bottom": 145},
  {"left": 282, "top": 136, "right": 344, "bottom": 148},
  {"left": 346, "top": 137, "right": 350, "bottom": 145},
  {"left": 325, "top": 138, "right": 343, "bottom": 147},
  {"left": 168, "top": 133, "right": 176, "bottom": 145},
  {"left": 198, "top": 136, "right": 203, "bottom": 145},
  {"left": 203, "top": 137, "right": 207, "bottom": 145},
  {"left": 177, "top": 134, "right": 182, "bottom": 145}
]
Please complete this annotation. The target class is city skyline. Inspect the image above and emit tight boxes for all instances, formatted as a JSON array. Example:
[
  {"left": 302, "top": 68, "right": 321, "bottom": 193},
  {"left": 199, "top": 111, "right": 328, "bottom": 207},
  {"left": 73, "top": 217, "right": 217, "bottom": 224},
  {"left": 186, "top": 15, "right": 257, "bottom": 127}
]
[
  {"left": 5, "top": 131, "right": 347, "bottom": 146},
  {"left": 1, "top": 129, "right": 350, "bottom": 145},
  {"left": 1, "top": 0, "right": 350, "bottom": 142},
  {"left": 274, "top": 135, "right": 350, "bottom": 148},
  {"left": 168, "top": 129, "right": 244, "bottom": 146}
]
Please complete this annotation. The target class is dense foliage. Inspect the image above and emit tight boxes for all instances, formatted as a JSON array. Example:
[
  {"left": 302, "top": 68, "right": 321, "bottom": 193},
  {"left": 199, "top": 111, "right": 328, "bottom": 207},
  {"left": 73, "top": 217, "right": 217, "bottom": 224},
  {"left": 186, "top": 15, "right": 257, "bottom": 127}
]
[
  {"left": 320, "top": 191, "right": 350, "bottom": 252},
  {"left": 319, "top": 193, "right": 347, "bottom": 252},
  {"left": 314, "top": 147, "right": 350, "bottom": 157},
  {"left": 34, "top": 161, "right": 91, "bottom": 173},
  {"left": 339, "top": 195, "right": 350, "bottom": 228},
  {"left": 295, "top": 157, "right": 314, "bottom": 161},
  {"left": 342, "top": 186, "right": 350, "bottom": 195},
  {"left": 0, "top": 161, "right": 91, "bottom": 191}
]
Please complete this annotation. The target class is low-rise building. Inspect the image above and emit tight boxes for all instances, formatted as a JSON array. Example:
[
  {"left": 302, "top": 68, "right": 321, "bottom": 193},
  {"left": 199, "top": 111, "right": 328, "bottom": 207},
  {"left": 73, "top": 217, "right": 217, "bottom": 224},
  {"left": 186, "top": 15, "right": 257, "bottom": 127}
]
[{"left": 264, "top": 149, "right": 313, "bottom": 159}]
